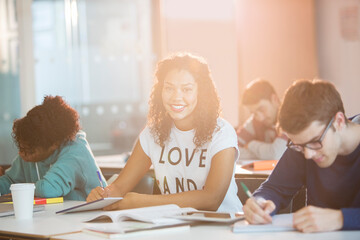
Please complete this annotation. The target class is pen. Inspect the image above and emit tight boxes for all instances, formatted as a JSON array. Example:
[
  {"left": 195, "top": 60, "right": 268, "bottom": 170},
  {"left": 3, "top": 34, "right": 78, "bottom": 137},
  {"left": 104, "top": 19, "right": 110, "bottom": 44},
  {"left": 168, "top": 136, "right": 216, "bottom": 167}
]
[
  {"left": 96, "top": 170, "right": 104, "bottom": 189},
  {"left": 240, "top": 182, "right": 261, "bottom": 207}
]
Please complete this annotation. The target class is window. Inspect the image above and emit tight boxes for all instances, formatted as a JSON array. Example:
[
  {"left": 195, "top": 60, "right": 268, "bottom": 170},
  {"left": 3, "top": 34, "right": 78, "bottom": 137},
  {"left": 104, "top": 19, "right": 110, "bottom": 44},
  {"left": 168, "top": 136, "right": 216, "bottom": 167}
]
[{"left": 32, "top": 0, "right": 157, "bottom": 155}]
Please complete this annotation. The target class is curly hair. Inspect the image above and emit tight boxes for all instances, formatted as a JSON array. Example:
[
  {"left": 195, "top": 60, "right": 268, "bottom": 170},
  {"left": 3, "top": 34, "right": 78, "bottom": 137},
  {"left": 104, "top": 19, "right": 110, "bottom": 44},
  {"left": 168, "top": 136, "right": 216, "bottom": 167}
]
[
  {"left": 12, "top": 96, "right": 80, "bottom": 151},
  {"left": 148, "top": 52, "right": 221, "bottom": 148}
]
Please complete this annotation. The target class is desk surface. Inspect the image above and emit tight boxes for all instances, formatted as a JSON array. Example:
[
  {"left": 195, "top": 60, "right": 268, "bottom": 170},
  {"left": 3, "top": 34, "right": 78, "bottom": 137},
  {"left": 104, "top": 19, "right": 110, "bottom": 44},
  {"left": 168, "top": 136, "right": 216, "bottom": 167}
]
[
  {"left": 52, "top": 224, "right": 360, "bottom": 240},
  {"left": 1, "top": 201, "right": 359, "bottom": 240},
  {"left": 0, "top": 201, "right": 102, "bottom": 239}
]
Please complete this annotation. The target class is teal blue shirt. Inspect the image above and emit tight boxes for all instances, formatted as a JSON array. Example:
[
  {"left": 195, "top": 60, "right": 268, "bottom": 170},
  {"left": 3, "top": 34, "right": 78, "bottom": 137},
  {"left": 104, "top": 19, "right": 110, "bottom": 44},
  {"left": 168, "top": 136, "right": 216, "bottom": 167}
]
[{"left": 0, "top": 131, "right": 106, "bottom": 200}]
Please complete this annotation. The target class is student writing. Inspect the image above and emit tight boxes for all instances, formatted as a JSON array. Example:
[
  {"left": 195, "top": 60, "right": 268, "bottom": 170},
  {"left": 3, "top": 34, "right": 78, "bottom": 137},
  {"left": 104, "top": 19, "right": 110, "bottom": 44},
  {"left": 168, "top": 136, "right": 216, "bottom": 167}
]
[
  {"left": 236, "top": 79, "right": 287, "bottom": 160},
  {"left": 0, "top": 96, "right": 106, "bottom": 200},
  {"left": 243, "top": 79, "right": 360, "bottom": 232}
]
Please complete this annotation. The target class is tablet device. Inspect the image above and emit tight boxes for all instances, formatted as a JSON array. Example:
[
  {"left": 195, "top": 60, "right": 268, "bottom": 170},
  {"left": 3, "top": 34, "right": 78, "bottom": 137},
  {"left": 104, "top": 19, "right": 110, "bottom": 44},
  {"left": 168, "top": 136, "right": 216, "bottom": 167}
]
[
  {"left": 173, "top": 211, "right": 244, "bottom": 223},
  {"left": 56, "top": 197, "right": 123, "bottom": 214}
]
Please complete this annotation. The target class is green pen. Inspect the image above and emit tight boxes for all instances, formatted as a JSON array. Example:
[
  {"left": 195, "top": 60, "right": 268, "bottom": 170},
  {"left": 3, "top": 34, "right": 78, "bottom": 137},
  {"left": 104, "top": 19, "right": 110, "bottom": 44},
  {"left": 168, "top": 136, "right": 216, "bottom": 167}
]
[
  {"left": 240, "top": 182, "right": 273, "bottom": 222},
  {"left": 240, "top": 182, "right": 262, "bottom": 207}
]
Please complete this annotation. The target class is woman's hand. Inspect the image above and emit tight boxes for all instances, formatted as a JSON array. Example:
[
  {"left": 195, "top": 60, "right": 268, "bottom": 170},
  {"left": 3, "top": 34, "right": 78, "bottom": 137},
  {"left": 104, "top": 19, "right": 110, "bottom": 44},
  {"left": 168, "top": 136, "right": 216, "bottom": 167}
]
[
  {"left": 86, "top": 186, "right": 111, "bottom": 202},
  {"left": 104, "top": 192, "right": 144, "bottom": 210}
]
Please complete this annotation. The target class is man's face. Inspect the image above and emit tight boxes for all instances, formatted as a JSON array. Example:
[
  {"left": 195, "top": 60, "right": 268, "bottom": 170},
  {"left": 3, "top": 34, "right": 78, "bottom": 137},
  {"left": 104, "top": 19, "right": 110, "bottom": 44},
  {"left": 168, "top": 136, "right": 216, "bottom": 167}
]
[
  {"left": 286, "top": 119, "right": 340, "bottom": 168},
  {"left": 246, "top": 96, "right": 278, "bottom": 127}
]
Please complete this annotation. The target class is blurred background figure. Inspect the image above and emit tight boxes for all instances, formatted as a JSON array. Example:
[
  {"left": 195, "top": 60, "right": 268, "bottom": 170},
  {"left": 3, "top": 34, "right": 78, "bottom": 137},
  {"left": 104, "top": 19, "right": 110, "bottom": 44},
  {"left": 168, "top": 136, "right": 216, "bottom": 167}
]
[{"left": 236, "top": 79, "right": 287, "bottom": 160}]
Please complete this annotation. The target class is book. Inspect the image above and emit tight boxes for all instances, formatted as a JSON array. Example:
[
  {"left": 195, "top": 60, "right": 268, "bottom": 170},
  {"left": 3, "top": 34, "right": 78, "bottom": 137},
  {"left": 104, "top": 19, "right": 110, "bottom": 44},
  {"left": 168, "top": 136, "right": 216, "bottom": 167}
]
[
  {"left": 82, "top": 221, "right": 190, "bottom": 239},
  {"left": 0, "top": 194, "right": 63, "bottom": 205},
  {"left": 0, "top": 203, "right": 45, "bottom": 217},
  {"left": 0, "top": 194, "right": 12, "bottom": 203},
  {"left": 85, "top": 204, "right": 196, "bottom": 224},
  {"left": 241, "top": 160, "right": 278, "bottom": 171},
  {"left": 232, "top": 213, "right": 295, "bottom": 233},
  {"left": 56, "top": 197, "right": 123, "bottom": 214}
]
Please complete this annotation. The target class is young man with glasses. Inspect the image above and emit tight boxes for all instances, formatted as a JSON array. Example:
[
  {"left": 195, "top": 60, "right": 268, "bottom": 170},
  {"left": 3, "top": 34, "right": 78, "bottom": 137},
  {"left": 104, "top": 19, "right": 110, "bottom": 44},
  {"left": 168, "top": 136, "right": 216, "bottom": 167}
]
[{"left": 242, "top": 79, "right": 360, "bottom": 232}]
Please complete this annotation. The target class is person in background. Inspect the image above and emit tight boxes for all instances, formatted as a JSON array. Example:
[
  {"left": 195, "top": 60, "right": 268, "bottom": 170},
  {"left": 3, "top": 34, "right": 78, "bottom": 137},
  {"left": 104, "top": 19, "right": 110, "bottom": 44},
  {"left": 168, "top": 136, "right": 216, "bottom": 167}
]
[
  {"left": 87, "top": 52, "right": 242, "bottom": 213},
  {"left": 237, "top": 79, "right": 287, "bottom": 160},
  {"left": 0, "top": 96, "right": 106, "bottom": 200},
  {"left": 243, "top": 79, "right": 360, "bottom": 232}
]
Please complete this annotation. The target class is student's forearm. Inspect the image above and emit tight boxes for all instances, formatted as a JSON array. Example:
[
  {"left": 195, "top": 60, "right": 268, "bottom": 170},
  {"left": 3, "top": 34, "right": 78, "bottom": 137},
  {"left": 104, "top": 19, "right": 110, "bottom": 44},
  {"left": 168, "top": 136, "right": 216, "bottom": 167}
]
[
  {"left": 341, "top": 208, "right": 360, "bottom": 230},
  {"left": 0, "top": 175, "right": 12, "bottom": 195},
  {"left": 109, "top": 163, "right": 150, "bottom": 197},
  {"left": 117, "top": 189, "right": 225, "bottom": 211},
  {"left": 35, "top": 178, "right": 71, "bottom": 197}
]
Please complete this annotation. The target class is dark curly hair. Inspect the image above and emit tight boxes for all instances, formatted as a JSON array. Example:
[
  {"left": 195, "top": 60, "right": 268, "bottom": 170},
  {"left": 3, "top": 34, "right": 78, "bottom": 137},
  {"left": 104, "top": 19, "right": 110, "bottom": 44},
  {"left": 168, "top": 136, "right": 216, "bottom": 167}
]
[
  {"left": 148, "top": 52, "right": 221, "bottom": 148},
  {"left": 12, "top": 96, "right": 80, "bottom": 152}
]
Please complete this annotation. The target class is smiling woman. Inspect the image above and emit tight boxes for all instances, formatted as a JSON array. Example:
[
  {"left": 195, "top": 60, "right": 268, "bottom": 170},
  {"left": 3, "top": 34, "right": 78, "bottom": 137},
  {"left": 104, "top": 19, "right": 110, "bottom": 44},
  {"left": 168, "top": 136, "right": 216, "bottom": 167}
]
[
  {"left": 161, "top": 69, "right": 198, "bottom": 131},
  {"left": 86, "top": 53, "right": 242, "bottom": 213}
]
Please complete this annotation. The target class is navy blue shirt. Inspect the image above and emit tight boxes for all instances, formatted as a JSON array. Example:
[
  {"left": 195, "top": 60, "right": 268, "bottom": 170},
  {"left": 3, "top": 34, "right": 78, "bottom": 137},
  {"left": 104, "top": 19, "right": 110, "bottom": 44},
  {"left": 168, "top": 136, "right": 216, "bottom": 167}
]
[{"left": 254, "top": 116, "right": 360, "bottom": 230}]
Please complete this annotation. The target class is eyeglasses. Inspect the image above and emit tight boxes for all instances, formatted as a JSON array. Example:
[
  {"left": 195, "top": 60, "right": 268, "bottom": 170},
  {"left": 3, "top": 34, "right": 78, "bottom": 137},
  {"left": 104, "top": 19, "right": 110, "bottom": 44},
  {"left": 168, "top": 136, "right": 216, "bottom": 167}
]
[{"left": 287, "top": 116, "right": 335, "bottom": 152}]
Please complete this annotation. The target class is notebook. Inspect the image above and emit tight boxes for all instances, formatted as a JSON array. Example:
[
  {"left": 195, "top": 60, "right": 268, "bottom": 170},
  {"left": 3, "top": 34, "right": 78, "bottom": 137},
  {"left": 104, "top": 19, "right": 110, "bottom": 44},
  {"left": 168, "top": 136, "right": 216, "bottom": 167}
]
[
  {"left": 83, "top": 222, "right": 190, "bottom": 238},
  {"left": 85, "top": 204, "right": 195, "bottom": 224},
  {"left": 232, "top": 213, "right": 295, "bottom": 233},
  {"left": 82, "top": 204, "right": 193, "bottom": 238},
  {"left": 56, "top": 197, "right": 123, "bottom": 214}
]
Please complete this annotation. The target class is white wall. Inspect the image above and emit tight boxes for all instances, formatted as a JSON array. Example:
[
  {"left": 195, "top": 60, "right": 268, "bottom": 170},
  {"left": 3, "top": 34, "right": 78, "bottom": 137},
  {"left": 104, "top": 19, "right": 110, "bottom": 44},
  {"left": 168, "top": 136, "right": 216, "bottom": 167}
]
[
  {"left": 160, "top": 0, "right": 239, "bottom": 126},
  {"left": 316, "top": 0, "right": 360, "bottom": 117},
  {"left": 236, "top": 0, "right": 318, "bottom": 123}
]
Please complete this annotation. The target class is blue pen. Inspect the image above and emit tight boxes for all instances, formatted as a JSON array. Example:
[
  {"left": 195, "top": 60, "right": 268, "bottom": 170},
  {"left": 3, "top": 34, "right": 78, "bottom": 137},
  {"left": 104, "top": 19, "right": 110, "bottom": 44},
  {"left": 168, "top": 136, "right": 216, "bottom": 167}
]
[{"left": 96, "top": 170, "right": 104, "bottom": 189}]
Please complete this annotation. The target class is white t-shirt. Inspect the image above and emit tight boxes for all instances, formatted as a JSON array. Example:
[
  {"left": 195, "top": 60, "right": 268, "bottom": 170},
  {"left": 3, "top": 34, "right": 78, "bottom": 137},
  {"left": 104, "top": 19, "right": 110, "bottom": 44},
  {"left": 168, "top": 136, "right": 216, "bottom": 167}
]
[{"left": 139, "top": 118, "right": 242, "bottom": 213}]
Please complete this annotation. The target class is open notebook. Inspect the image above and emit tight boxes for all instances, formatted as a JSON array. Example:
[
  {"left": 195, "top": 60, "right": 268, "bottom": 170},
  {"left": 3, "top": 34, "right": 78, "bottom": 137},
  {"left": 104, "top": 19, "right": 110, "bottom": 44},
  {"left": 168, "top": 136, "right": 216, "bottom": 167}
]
[
  {"left": 85, "top": 204, "right": 195, "bottom": 224},
  {"left": 82, "top": 204, "right": 193, "bottom": 238},
  {"left": 83, "top": 222, "right": 190, "bottom": 238}
]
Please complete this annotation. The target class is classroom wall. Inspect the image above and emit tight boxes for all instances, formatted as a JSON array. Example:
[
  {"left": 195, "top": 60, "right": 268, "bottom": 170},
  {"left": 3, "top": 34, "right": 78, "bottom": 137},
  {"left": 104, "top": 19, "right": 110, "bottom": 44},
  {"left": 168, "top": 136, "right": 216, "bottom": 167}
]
[
  {"left": 315, "top": 0, "right": 360, "bottom": 117},
  {"left": 159, "top": 0, "right": 239, "bottom": 126},
  {"left": 236, "top": 0, "right": 318, "bottom": 123}
]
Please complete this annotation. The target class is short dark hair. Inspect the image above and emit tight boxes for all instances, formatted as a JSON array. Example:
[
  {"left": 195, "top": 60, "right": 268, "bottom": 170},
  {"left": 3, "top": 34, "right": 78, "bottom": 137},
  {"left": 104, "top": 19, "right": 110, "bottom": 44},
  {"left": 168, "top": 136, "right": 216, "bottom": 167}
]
[
  {"left": 278, "top": 79, "right": 345, "bottom": 134},
  {"left": 242, "top": 79, "right": 276, "bottom": 105},
  {"left": 12, "top": 96, "right": 80, "bottom": 151}
]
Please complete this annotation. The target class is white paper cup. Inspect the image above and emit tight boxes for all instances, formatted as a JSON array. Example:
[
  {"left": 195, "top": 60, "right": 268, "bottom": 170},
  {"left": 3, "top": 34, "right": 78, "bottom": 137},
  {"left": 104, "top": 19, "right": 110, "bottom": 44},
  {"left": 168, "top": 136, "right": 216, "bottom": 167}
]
[{"left": 10, "top": 183, "right": 35, "bottom": 220}]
